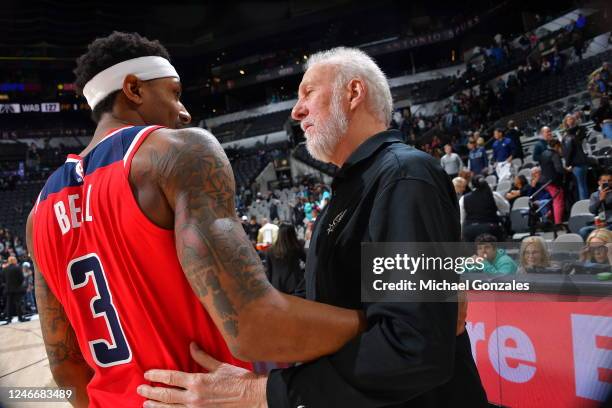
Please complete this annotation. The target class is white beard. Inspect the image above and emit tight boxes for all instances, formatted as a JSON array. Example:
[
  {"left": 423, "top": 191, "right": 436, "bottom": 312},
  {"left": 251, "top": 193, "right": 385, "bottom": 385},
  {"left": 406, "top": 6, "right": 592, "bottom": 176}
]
[{"left": 304, "top": 92, "right": 348, "bottom": 163}]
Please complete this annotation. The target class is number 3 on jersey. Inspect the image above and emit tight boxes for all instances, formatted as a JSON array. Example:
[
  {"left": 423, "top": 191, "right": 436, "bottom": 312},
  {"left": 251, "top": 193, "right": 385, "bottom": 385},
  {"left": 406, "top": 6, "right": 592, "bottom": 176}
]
[{"left": 67, "top": 253, "right": 132, "bottom": 367}]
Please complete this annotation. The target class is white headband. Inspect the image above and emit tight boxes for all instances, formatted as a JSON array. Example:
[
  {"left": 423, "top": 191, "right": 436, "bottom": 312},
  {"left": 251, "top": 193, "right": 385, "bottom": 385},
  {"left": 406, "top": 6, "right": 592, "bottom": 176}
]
[{"left": 82, "top": 56, "right": 180, "bottom": 109}]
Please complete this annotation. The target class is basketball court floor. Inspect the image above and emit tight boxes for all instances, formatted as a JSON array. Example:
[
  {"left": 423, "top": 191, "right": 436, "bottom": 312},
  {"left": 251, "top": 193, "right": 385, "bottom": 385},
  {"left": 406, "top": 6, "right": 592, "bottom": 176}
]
[{"left": 0, "top": 315, "right": 70, "bottom": 407}]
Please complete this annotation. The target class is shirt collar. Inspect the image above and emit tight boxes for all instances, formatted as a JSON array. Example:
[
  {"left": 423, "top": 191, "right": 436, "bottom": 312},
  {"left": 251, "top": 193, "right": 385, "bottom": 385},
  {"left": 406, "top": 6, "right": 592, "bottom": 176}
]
[{"left": 335, "top": 129, "right": 403, "bottom": 178}]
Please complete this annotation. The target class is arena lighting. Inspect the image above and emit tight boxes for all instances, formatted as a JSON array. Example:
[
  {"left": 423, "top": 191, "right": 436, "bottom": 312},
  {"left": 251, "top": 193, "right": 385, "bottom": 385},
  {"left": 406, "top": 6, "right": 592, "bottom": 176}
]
[{"left": 239, "top": 69, "right": 245, "bottom": 75}]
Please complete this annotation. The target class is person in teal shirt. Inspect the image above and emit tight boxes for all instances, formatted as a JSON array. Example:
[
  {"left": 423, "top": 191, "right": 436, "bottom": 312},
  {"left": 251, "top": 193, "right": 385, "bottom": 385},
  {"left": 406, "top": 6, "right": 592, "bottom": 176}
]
[
  {"left": 469, "top": 233, "right": 517, "bottom": 275},
  {"left": 304, "top": 200, "right": 314, "bottom": 221}
]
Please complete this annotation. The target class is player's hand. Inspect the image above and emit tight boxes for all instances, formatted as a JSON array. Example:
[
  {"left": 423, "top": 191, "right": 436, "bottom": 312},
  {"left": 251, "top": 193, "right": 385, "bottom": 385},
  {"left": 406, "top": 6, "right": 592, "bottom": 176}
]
[{"left": 137, "top": 342, "right": 267, "bottom": 408}]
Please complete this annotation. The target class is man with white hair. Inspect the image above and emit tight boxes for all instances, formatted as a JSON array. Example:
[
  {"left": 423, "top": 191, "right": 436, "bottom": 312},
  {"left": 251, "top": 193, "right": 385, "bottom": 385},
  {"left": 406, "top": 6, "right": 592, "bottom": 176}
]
[{"left": 141, "top": 47, "right": 487, "bottom": 407}]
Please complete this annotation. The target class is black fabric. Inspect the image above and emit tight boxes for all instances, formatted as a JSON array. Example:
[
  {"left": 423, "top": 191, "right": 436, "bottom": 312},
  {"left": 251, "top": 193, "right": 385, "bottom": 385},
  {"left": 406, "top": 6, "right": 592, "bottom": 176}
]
[
  {"left": 266, "top": 129, "right": 488, "bottom": 408},
  {"left": 539, "top": 148, "right": 565, "bottom": 186},
  {"left": 463, "top": 189, "right": 500, "bottom": 224},
  {"left": 246, "top": 222, "right": 261, "bottom": 242},
  {"left": 265, "top": 248, "right": 306, "bottom": 295},
  {"left": 4, "top": 292, "right": 24, "bottom": 321},
  {"left": 3, "top": 264, "right": 24, "bottom": 294},
  {"left": 563, "top": 126, "right": 588, "bottom": 167},
  {"left": 505, "top": 128, "right": 524, "bottom": 159}
]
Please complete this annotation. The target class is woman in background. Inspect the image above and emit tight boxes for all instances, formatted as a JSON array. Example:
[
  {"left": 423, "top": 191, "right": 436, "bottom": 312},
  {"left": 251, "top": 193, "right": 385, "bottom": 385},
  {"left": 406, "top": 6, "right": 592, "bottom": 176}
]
[
  {"left": 265, "top": 223, "right": 306, "bottom": 296},
  {"left": 517, "top": 236, "right": 552, "bottom": 273},
  {"left": 579, "top": 229, "right": 612, "bottom": 265}
]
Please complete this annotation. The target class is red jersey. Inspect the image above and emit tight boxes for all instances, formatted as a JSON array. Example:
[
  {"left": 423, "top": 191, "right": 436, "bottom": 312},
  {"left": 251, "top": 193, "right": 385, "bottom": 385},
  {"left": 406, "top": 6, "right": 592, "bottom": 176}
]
[{"left": 32, "top": 125, "right": 251, "bottom": 407}]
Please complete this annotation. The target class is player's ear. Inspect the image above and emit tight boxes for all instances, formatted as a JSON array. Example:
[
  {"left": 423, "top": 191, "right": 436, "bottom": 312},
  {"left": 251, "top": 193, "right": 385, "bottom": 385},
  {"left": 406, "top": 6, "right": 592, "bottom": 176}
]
[{"left": 122, "top": 74, "right": 144, "bottom": 106}]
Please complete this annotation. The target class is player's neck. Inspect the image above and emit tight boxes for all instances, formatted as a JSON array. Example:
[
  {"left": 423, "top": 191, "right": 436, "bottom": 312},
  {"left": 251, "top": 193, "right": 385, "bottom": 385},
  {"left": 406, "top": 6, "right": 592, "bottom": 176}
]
[{"left": 80, "top": 113, "right": 145, "bottom": 157}]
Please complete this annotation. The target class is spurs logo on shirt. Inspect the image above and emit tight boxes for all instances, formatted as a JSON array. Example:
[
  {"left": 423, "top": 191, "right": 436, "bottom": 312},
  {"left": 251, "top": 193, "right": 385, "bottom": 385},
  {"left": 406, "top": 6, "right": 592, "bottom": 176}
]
[{"left": 327, "top": 208, "right": 348, "bottom": 234}]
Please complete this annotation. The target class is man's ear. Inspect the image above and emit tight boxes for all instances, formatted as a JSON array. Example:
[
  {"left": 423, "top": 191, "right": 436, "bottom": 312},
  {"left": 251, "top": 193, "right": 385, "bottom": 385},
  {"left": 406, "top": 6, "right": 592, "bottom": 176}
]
[
  {"left": 348, "top": 78, "right": 366, "bottom": 112},
  {"left": 122, "top": 74, "right": 143, "bottom": 105}
]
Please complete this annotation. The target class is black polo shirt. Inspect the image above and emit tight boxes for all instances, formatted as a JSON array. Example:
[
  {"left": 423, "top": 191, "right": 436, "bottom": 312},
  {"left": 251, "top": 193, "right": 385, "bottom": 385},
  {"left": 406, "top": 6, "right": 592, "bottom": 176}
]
[{"left": 267, "top": 130, "right": 488, "bottom": 407}]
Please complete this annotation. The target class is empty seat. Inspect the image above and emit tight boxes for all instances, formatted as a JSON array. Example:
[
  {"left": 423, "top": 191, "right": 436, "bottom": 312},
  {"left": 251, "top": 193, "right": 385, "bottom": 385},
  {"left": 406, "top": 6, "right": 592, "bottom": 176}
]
[{"left": 553, "top": 233, "right": 583, "bottom": 243}]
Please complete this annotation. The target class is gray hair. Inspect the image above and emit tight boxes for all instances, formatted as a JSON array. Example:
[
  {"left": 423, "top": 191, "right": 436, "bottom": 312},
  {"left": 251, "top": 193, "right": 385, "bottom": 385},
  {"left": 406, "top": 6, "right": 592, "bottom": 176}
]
[{"left": 306, "top": 47, "right": 393, "bottom": 126}]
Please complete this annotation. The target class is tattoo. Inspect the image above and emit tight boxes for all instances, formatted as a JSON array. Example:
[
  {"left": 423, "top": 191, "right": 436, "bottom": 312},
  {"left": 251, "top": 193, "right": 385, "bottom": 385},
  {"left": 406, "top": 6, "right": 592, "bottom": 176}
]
[
  {"left": 153, "top": 128, "right": 271, "bottom": 338},
  {"left": 35, "top": 269, "right": 87, "bottom": 369}
]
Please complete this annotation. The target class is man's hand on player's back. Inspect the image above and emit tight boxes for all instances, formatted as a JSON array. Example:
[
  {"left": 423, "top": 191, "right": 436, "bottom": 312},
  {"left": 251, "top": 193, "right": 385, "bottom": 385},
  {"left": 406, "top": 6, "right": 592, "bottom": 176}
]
[{"left": 142, "top": 127, "right": 366, "bottom": 362}]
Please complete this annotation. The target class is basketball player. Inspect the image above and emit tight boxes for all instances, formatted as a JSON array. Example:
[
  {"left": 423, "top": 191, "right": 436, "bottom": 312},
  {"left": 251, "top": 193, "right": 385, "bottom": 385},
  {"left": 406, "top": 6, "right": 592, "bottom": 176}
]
[{"left": 26, "top": 32, "right": 365, "bottom": 407}]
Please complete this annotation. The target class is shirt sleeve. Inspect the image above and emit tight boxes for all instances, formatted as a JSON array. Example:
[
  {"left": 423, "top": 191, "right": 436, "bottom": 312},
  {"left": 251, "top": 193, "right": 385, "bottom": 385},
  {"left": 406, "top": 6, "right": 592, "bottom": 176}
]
[
  {"left": 454, "top": 154, "right": 463, "bottom": 170},
  {"left": 266, "top": 178, "right": 459, "bottom": 407}
]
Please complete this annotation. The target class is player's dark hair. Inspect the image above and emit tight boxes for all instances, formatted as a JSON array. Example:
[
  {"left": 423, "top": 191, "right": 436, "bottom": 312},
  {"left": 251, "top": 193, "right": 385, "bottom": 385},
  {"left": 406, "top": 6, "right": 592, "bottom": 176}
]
[{"left": 74, "top": 31, "right": 171, "bottom": 123}]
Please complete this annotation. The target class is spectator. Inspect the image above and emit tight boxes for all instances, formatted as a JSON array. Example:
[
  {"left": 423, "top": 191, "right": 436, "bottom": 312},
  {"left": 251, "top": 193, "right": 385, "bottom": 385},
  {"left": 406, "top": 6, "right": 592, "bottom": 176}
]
[
  {"left": 440, "top": 144, "right": 463, "bottom": 179},
  {"left": 257, "top": 217, "right": 279, "bottom": 245},
  {"left": 246, "top": 216, "right": 261, "bottom": 244},
  {"left": 579, "top": 229, "right": 612, "bottom": 265},
  {"left": 533, "top": 126, "right": 554, "bottom": 163},
  {"left": 528, "top": 166, "right": 553, "bottom": 220},
  {"left": 505, "top": 175, "right": 530, "bottom": 206},
  {"left": 292, "top": 198, "right": 305, "bottom": 226},
  {"left": 575, "top": 13, "right": 587, "bottom": 31},
  {"left": 517, "top": 236, "right": 552, "bottom": 274},
  {"left": 539, "top": 139, "right": 566, "bottom": 225},
  {"left": 1, "top": 256, "right": 28, "bottom": 325},
  {"left": 269, "top": 198, "right": 279, "bottom": 222},
  {"left": 562, "top": 114, "right": 589, "bottom": 200},
  {"left": 304, "top": 199, "right": 314, "bottom": 221},
  {"left": 452, "top": 177, "right": 468, "bottom": 199},
  {"left": 460, "top": 176, "right": 505, "bottom": 242},
  {"left": 470, "top": 233, "right": 517, "bottom": 275},
  {"left": 264, "top": 223, "right": 306, "bottom": 296},
  {"left": 467, "top": 137, "right": 488, "bottom": 175},
  {"left": 492, "top": 128, "right": 514, "bottom": 181},
  {"left": 240, "top": 215, "right": 249, "bottom": 234},
  {"left": 592, "top": 96, "right": 612, "bottom": 133},
  {"left": 589, "top": 71, "right": 609, "bottom": 109},
  {"left": 579, "top": 169, "right": 612, "bottom": 240},
  {"left": 22, "top": 262, "right": 36, "bottom": 313},
  {"left": 505, "top": 120, "right": 524, "bottom": 163}
]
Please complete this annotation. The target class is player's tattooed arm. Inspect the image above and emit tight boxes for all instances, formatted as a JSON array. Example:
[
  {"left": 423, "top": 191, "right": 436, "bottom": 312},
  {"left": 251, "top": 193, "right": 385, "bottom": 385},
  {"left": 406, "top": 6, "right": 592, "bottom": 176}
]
[
  {"left": 155, "top": 128, "right": 366, "bottom": 362},
  {"left": 27, "top": 212, "right": 92, "bottom": 408}
]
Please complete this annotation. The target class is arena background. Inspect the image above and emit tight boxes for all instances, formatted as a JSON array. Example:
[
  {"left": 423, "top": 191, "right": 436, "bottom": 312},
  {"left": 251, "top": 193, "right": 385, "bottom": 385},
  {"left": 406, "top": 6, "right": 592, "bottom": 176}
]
[{"left": 0, "top": 0, "right": 611, "bottom": 407}]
